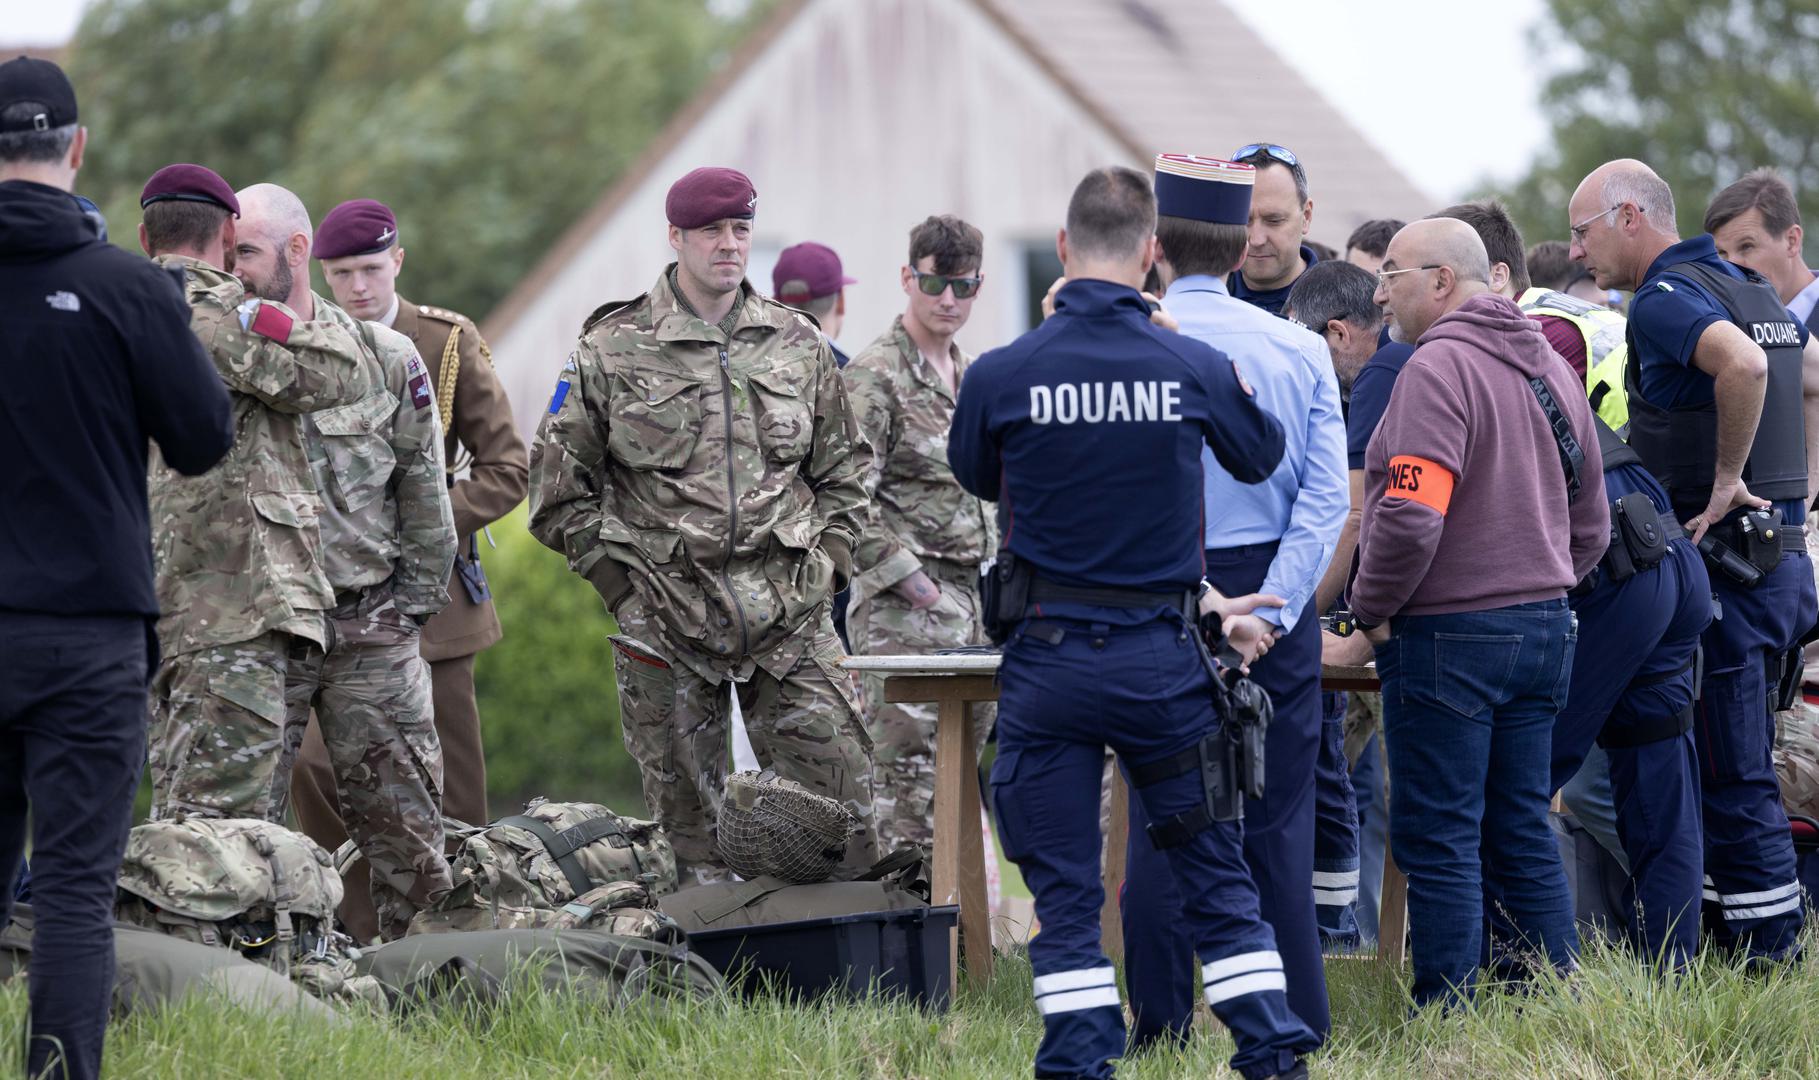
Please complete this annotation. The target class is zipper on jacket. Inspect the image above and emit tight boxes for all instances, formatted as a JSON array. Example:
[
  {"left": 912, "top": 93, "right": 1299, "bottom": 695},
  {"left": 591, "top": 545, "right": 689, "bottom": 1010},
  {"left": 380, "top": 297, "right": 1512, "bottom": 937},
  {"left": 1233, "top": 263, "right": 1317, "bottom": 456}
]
[{"left": 717, "top": 345, "right": 749, "bottom": 656}]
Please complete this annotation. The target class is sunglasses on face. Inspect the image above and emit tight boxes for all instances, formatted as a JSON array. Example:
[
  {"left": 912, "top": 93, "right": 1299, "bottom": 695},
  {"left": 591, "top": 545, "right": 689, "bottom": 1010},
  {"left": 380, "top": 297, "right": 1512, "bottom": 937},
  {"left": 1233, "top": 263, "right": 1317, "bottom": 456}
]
[
  {"left": 1232, "top": 143, "right": 1299, "bottom": 168},
  {"left": 909, "top": 268, "right": 983, "bottom": 299}
]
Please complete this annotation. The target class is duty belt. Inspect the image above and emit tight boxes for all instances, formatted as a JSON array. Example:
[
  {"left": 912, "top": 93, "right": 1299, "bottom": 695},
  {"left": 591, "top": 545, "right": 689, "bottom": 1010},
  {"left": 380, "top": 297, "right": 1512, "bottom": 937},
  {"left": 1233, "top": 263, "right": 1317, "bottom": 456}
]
[{"left": 1025, "top": 579, "right": 1195, "bottom": 616}]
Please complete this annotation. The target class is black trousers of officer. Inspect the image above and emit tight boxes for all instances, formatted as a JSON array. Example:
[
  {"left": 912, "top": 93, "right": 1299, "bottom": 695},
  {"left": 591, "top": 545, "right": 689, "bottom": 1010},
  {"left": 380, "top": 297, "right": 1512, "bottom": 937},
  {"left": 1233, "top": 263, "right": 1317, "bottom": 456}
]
[
  {"left": 1123, "top": 541, "right": 1329, "bottom": 1042},
  {"left": 0, "top": 612, "right": 150, "bottom": 1080}
]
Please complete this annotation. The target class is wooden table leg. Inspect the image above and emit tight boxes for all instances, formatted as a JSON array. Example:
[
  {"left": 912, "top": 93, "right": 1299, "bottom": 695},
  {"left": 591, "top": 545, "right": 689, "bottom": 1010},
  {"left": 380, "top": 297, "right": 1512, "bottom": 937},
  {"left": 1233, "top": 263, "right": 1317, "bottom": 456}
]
[
  {"left": 931, "top": 695, "right": 994, "bottom": 988},
  {"left": 1376, "top": 835, "right": 1408, "bottom": 967},
  {"left": 954, "top": 702, "right": 993, "bottom": 987},
  {"left": 1100, "top": 764, "right": 1129, "bottom": 961}
]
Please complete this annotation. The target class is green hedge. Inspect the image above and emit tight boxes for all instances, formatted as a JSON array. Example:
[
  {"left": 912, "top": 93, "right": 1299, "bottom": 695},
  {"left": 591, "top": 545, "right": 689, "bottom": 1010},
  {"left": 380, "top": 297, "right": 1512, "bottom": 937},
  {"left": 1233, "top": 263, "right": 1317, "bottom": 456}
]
[{"left": 473, "top": 504, "right": 645, "bottom": 815}]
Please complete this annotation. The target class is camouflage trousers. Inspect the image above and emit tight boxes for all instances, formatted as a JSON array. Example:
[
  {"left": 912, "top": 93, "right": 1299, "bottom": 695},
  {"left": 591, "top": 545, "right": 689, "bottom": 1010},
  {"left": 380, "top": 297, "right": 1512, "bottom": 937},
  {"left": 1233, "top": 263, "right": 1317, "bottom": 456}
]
[
  {"left": 847, "top": 559, "right": 993, "bottom": 853},
  {"left": 610, "top": 594, "right": 879, "bottom": 886},
  {"left": 269, "top": 587, "right": 453, "bottom": 941},
  {"left": 149, "top": 630, "right": 300, "bottom": 821}
]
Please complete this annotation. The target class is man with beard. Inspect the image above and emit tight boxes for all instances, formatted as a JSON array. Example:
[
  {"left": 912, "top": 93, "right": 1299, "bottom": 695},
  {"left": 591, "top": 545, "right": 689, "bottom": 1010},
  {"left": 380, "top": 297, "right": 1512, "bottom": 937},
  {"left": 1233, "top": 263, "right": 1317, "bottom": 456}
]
[{"left": 233, "top": 183, "right": 456, "bottom": 940}]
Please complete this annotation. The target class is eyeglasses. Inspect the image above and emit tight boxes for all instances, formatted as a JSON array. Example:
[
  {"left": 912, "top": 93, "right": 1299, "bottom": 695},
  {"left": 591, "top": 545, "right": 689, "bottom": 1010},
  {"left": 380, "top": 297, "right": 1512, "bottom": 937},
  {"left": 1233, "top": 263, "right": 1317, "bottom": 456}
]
[
  {"left": 1375, "top": 264, "right": 1442, "bottom": 288},
  {"left": 1232, "top": 143, "right": 1299, "bottom": 168},
  {"left": 1569, "top": 204, "right": 1638, "bottom": 242},
  {"left": 909, "top": 268, "right": 983, "bottom": 299}
]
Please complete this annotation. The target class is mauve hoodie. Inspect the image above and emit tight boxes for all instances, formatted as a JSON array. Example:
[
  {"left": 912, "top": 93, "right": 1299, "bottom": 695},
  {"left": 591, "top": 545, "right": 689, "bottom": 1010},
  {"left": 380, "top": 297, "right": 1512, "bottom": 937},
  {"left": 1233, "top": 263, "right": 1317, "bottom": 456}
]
[{"left": 1352, "top": 292, "right": 1608, "bottom": 624}]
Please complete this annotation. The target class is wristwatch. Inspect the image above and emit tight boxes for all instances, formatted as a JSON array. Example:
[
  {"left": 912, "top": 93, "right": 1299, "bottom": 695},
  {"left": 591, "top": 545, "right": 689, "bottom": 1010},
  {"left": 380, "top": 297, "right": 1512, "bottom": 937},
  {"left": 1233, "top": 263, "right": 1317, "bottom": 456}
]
[{"left": 1351, "top": 614, "right": 1381, "bottom": 634}]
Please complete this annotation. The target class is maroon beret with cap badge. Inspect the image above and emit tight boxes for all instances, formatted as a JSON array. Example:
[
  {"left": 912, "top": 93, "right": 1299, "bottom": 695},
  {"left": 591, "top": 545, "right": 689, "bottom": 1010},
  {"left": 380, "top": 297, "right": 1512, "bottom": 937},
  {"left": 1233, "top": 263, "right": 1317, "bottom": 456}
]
[
  {"left": 665, "top": 167, "right": 757, "bottom": 229},
  {"left": 314, "top": 198, "right": 399, "bottom": 260}
]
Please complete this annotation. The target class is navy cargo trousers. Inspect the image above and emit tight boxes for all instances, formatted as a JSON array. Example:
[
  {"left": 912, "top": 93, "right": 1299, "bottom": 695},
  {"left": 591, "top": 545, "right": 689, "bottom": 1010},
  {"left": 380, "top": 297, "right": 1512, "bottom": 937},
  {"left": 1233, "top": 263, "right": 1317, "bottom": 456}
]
[
  {"left": 0, "top": 612, "right": 151, "bottom": 1080},
  {"left": 992, "top": 610, "right": 1316, "bottom": 1079},
  {"left": 1696, "top": 525, "right": 1814, "bottom": 962},
  {"left": 1120, "top": 542, "right": 1330, "bottom": 1043},
  {"left": 1540, "top": 538, "right": 1708, "bottom": 967}
]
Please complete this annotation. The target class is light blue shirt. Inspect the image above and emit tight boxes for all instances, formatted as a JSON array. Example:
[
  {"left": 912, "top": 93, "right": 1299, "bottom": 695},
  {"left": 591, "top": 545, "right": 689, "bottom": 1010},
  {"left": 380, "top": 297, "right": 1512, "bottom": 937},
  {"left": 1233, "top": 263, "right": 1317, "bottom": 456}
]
[{"left": 1167, "top": 274, "right": 1348, "bottom": 634}]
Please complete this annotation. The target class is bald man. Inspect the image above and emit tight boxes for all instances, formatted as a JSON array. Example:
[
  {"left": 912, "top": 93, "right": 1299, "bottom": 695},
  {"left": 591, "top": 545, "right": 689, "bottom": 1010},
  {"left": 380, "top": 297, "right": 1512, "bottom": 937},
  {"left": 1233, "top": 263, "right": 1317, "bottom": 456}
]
[
  {"left": 234, "top": 183, "right": 457, "bottom": 940},
  {"left": 1352, "top": 218, "right": 1607, "bottom": 1007},
  {"left": 1571, "top": 159, "right": 1819, "bottom": 964}
]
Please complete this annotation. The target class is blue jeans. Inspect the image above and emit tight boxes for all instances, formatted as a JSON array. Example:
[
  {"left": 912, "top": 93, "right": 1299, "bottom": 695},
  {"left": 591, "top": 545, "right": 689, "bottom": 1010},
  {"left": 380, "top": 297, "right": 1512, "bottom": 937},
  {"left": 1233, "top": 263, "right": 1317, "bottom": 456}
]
[{"left": 1376, "top": 599, "right": 1580, "bottom": 1007}]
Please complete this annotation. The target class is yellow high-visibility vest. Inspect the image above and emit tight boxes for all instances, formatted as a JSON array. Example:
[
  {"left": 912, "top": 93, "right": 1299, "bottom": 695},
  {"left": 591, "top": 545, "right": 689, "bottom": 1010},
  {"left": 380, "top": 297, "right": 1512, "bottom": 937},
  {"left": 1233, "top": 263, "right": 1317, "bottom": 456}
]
[{"left": 1518, "top": 286, "right": 1629, "bottom": 434}]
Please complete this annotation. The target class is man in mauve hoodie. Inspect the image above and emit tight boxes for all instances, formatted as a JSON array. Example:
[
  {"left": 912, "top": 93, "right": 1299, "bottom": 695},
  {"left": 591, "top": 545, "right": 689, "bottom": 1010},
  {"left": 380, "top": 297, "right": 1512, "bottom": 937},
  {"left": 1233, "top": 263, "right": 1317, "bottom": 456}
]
[{"left": 1351, "top": 218, "right": 1608, "bottom": 1007}]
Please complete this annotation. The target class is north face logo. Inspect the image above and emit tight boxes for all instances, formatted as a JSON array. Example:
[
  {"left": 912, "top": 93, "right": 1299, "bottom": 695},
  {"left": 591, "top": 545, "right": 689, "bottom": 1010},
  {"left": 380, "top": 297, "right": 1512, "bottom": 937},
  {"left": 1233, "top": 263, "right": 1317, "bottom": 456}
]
[{"left": 45, "top": 291, "right": 80, "bottom": 312}]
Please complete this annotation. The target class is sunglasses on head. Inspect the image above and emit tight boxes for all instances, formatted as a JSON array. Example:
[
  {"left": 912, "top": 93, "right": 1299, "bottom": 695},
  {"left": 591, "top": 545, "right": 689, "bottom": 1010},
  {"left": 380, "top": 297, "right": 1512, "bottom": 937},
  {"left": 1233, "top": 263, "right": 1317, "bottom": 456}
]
[
  {"left": 909, "top": 268, "right": 983, "bottom": 299},
  {"left": 1232, "top": 143, "right": 1299, "bottom": 168}
]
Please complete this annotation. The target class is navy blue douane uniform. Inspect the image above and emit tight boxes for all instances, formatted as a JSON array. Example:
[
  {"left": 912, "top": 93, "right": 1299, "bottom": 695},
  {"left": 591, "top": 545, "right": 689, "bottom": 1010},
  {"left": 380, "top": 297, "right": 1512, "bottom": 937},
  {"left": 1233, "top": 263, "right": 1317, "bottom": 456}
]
[
  {"left": 1626, "top": 234, "right": 1814, "bottom": 962},
  {"left": 1489, "top": 430, "right": 1709, "bottom": 967},
  {"left": 0, "top": 178, "right": 232, "bottom": 1080},
  {"left": 950, "top": 278, "right": 1317, "bottom": 1080}
]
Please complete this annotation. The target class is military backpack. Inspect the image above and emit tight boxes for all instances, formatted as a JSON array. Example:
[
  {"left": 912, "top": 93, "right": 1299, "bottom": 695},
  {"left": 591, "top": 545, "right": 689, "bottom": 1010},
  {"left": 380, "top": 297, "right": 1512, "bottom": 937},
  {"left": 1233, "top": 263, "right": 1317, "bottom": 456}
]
[
  {"left": 401, "top": 798, "right": 680, "bottom": 937},
  {"left": 114, "top": 817, "right": 381, "bottom": 1006}
]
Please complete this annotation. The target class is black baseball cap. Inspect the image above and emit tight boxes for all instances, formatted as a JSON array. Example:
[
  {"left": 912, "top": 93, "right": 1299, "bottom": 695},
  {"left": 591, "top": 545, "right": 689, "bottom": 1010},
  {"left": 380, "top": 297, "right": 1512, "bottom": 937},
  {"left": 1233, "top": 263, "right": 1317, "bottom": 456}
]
[{"left": 0, "top": 56, "right": 78, "bottom": 134}]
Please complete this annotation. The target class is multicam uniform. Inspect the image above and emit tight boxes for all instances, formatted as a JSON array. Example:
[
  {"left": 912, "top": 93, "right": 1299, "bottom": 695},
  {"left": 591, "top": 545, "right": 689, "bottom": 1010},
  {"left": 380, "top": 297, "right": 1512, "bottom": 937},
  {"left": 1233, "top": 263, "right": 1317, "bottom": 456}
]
[
  {"left": 146, "top": 256, "right": 373, "bottom": 821},
  {"left": 530, "top": 266, "right": 879, "bottom": 885},
  {"left": 842, "top": 316, "right": 995, "bottom": 851},
  {"left": 289, "top": 296, "right": 526, "bottom": 944},
  {"left": 269, "top": 296, "right": 456, "bottom": 940}
]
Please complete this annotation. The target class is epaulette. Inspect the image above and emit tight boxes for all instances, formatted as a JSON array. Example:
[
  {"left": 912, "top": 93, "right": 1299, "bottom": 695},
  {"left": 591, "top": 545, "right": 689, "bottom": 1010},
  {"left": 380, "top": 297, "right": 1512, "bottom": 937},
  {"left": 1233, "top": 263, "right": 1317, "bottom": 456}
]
[
  {"left": 416, "top": 304, "right": 476, "bottom": 329},
  {"left": 582, "top": 296, "right": 645, "bottom": 335}
]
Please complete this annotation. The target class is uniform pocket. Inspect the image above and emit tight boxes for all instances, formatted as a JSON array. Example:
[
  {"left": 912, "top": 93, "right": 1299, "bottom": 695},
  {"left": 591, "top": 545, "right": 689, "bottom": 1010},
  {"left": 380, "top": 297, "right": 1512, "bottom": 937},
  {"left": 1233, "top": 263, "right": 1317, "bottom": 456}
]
[
  {"left": 607, "top": 367, "right": 702, "bottom": 470},
  {"left": 764, "top": 517, "right": 834, "bottom": 627},
  {"left": 988, "top": 748, "right": 1029, "bottom": 859},
  {"left": 206, "top": 663, "right": 286, "bottom": 725},
  {"left": 249, "top": 490, "right": 317, "bottom": 529},
  {"left": 312, "top": 391, "right": 398, "bottom": 512},
  {"left": 748, "top": 365, "right": 814, "bottom": 464}
]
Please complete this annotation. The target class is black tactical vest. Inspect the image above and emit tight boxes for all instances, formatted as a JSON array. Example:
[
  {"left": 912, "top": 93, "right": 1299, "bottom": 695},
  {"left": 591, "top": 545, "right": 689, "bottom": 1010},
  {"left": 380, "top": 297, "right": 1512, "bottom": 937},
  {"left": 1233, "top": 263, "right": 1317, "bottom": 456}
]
[
  {"left": 1595, "top": 414, "right": 1641, "bottom": 472},
  {"left": 1624, "top": 260, "right": 1807, "bottom": 514}
]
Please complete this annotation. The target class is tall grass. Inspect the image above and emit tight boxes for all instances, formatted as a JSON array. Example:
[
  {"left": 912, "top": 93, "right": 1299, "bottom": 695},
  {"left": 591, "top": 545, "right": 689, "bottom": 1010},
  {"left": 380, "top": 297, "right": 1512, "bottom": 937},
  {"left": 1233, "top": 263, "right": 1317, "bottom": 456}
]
[{"left": 6, "top": 933, "right": 1819, "bottom": 1078}]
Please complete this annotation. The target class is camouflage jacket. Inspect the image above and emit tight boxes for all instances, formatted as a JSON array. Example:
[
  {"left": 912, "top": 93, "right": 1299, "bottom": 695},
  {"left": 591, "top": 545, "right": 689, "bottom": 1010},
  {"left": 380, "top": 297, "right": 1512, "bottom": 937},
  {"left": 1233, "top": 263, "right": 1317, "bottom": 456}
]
[
  {"left": 530, "top": 267, "right": 872, "bottom": 682},
  {"left": 148, "top": 256, "right": 374, "bottom": 656},
  {"left": 842, "top": 316, "right": 994, "bottom": 607},
  {"left": 304, "top": 295, "right": 455, "bottom": 616}
]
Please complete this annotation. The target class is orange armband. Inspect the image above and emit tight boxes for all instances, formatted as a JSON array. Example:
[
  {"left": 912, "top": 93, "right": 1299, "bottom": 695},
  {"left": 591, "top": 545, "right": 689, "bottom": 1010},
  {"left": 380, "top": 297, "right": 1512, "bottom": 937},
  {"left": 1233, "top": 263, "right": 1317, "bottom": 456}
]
[{"left": 1385, "top": 455, "right": 1454, "bottom": 515}]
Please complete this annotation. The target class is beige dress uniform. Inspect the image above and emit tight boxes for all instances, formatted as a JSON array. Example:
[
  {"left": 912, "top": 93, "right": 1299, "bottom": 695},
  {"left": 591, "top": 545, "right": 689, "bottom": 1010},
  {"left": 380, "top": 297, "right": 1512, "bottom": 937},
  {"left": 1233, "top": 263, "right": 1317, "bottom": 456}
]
[{"left": 291, "top": 296, "right": 527, "bottom": 942}]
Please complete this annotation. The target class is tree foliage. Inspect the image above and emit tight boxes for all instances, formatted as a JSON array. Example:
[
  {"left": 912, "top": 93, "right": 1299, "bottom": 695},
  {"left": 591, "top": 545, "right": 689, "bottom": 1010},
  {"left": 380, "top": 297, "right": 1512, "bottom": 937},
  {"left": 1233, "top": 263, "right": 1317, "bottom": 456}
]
[
  {"left": 65, "top": 0, "right": 764, "bottom": 320},
  {"left": 472, "top": 504, "right": 644, "bottom": 814},
  {"left": 1503, "top": 0, "right": 1819, "bottom": 254}
]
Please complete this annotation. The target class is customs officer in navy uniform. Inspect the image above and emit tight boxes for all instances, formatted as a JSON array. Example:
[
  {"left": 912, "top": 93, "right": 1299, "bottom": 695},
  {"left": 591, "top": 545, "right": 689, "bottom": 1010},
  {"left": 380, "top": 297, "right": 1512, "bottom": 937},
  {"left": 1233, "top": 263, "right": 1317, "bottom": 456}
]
[
  {"left": 1119, "top": 154, "right": 1348, "bottom": 1046},
  {"left": 950, "top": 165, "right": 1317, "bottom": 1080},
  {"left": 1570, "top": 159, "right": 1819, "bottom": 963}
]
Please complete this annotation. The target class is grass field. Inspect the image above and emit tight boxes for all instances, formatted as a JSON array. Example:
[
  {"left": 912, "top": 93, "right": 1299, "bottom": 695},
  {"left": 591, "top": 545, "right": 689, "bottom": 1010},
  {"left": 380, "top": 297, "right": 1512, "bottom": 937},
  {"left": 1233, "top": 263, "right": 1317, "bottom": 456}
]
[{"left": 8, "top": 932, "right": 1819, "bottom": 1079}]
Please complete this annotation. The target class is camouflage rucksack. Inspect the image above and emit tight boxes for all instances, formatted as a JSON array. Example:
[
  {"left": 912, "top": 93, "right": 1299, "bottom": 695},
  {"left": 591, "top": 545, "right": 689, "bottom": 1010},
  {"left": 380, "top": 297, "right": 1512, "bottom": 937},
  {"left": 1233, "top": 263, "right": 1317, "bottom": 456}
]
[
  {"left": 404, "top": 799, "right": 679, "bottom": 937},
  {"left": 114, "top": 817, "right": 382, "bottom": 1007}
]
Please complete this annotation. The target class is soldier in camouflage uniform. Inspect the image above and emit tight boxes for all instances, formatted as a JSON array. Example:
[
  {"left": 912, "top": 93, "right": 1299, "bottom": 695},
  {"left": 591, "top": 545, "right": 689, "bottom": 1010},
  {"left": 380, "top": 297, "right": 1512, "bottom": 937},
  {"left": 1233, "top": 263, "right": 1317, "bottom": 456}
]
[
  {"left": 137, "top": 165, "right": 377, "bottom": 823},
  {"left": 843, "top": 215, "right": 996, "bottom": 853},
  {"left": 530, "top": 166, "right": 879, "bottom": 885},
  {"left": 232, "top": 184, "right": 457, "bottom": 940}
]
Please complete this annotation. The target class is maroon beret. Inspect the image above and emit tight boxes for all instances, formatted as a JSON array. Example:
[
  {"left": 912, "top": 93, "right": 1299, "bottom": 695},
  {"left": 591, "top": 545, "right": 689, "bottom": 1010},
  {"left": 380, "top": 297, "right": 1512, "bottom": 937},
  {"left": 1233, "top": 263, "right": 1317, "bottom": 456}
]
[
  {"left": 772, "top": 242, "right": 856, "bottom": 303},
  {"left": 665, "top": 167, "right": 756, "bottom": 229},
  {"left": 313, "top": 198, "right": 399, "bottom": 260},
  {"left": 139, "top": 164, "right": 239, "bottom": 216}
]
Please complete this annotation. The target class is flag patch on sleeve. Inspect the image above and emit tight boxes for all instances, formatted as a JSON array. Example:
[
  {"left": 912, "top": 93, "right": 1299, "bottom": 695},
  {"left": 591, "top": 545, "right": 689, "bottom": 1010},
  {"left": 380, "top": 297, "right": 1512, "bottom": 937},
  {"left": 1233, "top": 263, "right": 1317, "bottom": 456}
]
[{"left": 248, "top": 300, "right": 293, "bottom": 342}]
